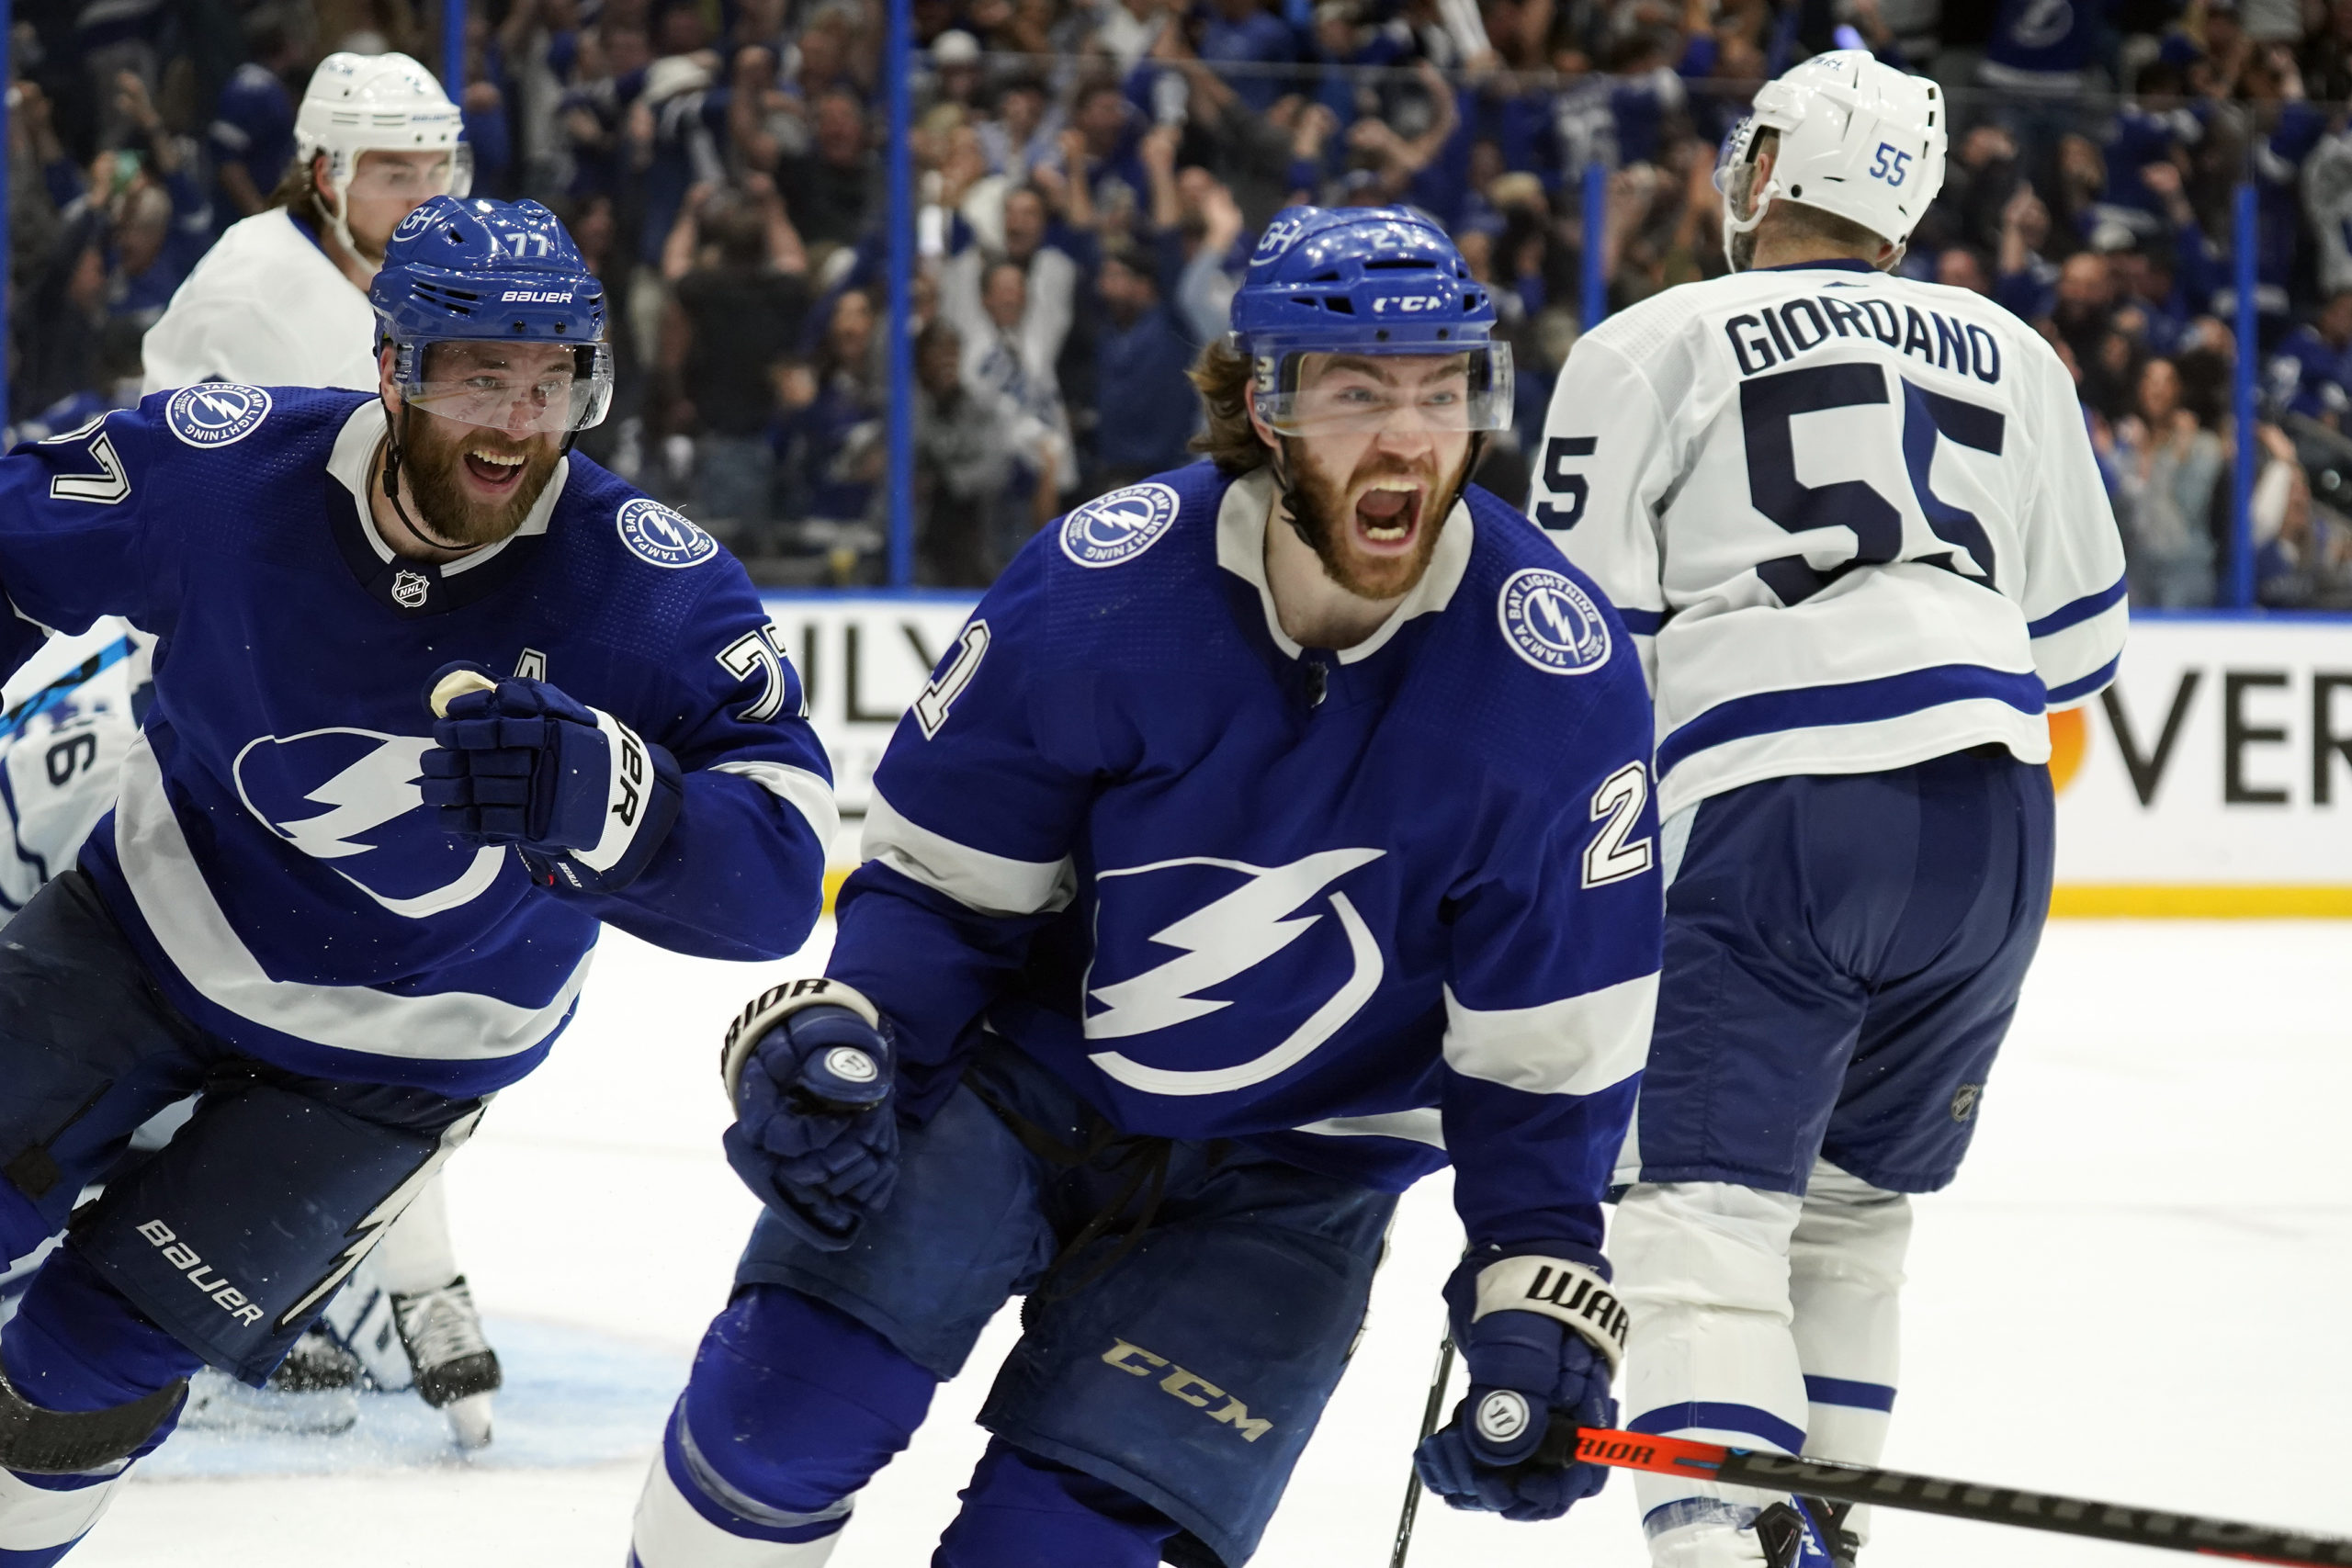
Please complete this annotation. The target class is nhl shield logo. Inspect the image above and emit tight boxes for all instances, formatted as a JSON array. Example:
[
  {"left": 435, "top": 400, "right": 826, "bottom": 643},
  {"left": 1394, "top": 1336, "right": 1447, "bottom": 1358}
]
[
  {"left": 390, "top": 570, "right": 431, "bottom": 609},
  {"left": 1951, "top": 1083, "right": 1982, "bottom": 1122},
  {"left": 164, "top": 383, "right": 273, "bottom": 449},
  {"left": 1060, "top": 482, "right": 1181, "bottom": 569},
  {"left": 1498, "top": 568, "right": 1611, "bottom": 675},
  {"left": 616, "top": 497, "right": 718, "bottom": 570}
]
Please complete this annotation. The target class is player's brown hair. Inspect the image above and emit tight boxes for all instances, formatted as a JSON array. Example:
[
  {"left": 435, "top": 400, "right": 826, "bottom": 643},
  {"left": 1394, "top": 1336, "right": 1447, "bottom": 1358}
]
[
  {"left": 1187, "top": 336, "right": 1273, "bottom": 476},
  {"left": 265, "top": 152, "right": 334, "bottom": 231}
]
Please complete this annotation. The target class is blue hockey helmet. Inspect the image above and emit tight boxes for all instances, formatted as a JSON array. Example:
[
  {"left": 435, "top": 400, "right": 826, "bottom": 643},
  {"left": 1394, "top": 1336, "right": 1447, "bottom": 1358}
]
[
  {"left": 369, "top": 195, "right": 613, "bottom": 435},
  {"left": 1228, "top": 205, "right": 1512, "bottom": 438}
]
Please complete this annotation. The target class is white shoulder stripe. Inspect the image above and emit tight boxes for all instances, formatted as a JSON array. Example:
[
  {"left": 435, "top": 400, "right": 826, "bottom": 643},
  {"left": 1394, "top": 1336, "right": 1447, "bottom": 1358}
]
[
  {"left": 1442, "top": 974, "right": 1657, "bottom": 1097},
  {"left": 111, "top": 734, "right": 589, "bottom": 1061},
  {"left": 711, "top": 760, "right": 840, "bottom": 856},
  {"left": 860, "top": 787, "right": 1074, "bottom": 918}
]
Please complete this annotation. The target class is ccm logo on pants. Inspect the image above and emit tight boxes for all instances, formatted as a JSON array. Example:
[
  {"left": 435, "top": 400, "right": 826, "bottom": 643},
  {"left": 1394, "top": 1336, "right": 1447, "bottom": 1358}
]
[{"left": 1101, "top": 1339, "right": 1272, "bottom": 1442}]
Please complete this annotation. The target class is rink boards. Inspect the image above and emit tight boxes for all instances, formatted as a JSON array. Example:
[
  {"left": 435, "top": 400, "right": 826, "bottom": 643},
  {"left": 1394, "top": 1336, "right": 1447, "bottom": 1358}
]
[
  {"left": 7, "top": 604, "right": 2343, "bottom": 918},
  {"left": 774, "top": 597, "right": 2352, "bottom": 918}
]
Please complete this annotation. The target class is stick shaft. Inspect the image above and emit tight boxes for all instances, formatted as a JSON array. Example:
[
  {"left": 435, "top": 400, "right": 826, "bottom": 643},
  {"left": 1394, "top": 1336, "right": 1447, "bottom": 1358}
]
[
  {"left": 1569, "top": 1428, "right": 2352, "bottom": 1566},
  {"left": 1389, "top": 1337, "right": 1454, "bottom": 1568}
]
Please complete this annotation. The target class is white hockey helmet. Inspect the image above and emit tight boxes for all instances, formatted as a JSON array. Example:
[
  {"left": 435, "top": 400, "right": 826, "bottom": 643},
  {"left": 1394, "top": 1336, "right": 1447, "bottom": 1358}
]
[
  {"left": 294, "top": 51, "right": 471, "bottom": 256},
  {"left": 1716, "top": 50, "right": 1947, "bottom": 272}
]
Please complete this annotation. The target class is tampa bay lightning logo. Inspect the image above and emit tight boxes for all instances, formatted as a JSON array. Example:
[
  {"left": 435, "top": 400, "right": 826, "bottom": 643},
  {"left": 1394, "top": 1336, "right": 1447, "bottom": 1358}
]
[
  {"left": 1060, "top": 482, "right": 1181, "bottom": 569},
  {"left": 232, "top": 728, "right": 504, "bottom": 919},
  {"left": 165, "top": 383, "right": 272, "bottom": 449},
  {"left": 616, "top": 497, "right": 718, "bottom": 570},
  {"left": 1081, "top": 849, "right": 1386, "bottom": 1096},
  {"left": 1498, "top": 568, "right": 1611, "bottom": 675}
]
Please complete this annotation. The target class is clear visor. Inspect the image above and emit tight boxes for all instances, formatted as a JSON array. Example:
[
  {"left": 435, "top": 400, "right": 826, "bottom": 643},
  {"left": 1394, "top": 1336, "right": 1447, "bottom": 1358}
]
[
  {"left": 346, "top": 145, "right": 473, "bottom": 203},
  {"left": 1250, "top": 344, "right": 1513, "bottom": 439},
  {"left": 401, "top": 342, "right": 613, "bottom": 434},
  {"left": 1713, "top": 117, "right": 1754, "bottom": 198}
]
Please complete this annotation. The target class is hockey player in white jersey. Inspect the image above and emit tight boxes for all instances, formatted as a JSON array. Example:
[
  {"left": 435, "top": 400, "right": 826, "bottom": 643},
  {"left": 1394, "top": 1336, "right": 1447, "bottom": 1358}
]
[
  {"left": 1535, "top": 52, "right": 2127, "bottom": 1568},
  {"left": 133, "top": 51, "right": 503, "bottom": 1442},
  {"left": 142, "top": 51, "right": 467, "bottom": 394}
]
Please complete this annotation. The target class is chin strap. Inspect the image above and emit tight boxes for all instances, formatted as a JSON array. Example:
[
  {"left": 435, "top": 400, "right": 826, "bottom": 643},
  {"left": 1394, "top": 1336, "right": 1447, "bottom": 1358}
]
[{"left": 378, "top": 399, "right": 477, "bottom": 558}]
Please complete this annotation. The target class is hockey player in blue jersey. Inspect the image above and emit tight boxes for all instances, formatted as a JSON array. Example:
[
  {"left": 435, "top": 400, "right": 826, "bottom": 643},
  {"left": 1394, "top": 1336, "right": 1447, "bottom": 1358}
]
[
  {"left": 627, "top": 206, "right": 1665, "bottom": 1568},
  {"left": 0, "top": 194, "right": 832, "bottom": 1562}
]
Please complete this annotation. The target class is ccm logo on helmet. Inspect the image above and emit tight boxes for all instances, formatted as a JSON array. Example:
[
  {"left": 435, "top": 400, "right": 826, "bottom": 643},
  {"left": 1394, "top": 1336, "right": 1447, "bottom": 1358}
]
[
  {"left": 1372, "top": 296, "right": 1442, "bottom": 314},
  {"left": 502, "top": 289, "right": 573, "bottom": 302}
]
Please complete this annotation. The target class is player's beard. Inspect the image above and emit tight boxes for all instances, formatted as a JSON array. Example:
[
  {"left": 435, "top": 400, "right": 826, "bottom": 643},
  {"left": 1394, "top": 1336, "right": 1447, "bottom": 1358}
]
[
  {"left": 397, "top": 408, "right": 563, "bottom": 549},
  {"left": 1279, "top": 437, "right": 1465, "bottom": 603}
]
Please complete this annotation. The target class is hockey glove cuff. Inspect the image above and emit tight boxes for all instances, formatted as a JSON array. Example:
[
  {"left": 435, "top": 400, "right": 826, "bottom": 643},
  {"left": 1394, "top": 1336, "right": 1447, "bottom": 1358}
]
[
  {"left": 718, "top": 978, "right": 900, "bottom": 1252},
  {"left": 419, "top": 664, "right": 683, "bottom": 894},
  {"left": 1413, "top": 1248, "right": 1626, "bottom": 1523}
]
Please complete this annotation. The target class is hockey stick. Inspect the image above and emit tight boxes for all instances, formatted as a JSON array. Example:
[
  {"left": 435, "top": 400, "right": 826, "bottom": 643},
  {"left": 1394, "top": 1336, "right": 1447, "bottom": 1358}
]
[
  {"left": 1387, "top": 1336, "right": 1454, "bottom": 1568},
  {"left": 1563, "top": 1427, "right": 2352, "bottom": 1565}
]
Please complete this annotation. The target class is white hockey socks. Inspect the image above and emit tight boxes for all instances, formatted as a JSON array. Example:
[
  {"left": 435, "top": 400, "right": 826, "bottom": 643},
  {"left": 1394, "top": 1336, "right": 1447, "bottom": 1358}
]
[
  {"left": 0, "top": 1463, "right": 128, "bottom": 1561},
  {"left": 1788, "top": 1161, "right": 1911, "bottom": 1545},
  {"left": 1611, "top": 1180, "right": 1809, "bottom": 1561},
  {"left": 366, "top": 1170, "right": 459, "bottom": 1295}
]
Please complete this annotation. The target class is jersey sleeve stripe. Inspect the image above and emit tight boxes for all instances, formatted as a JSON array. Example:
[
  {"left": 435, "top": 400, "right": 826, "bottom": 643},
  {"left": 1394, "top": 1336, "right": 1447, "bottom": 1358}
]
[
  {"left": 2043, "top": 652, "right": 2121, "bottom": 707},
  {"left": 1617, "top": 606, "right": 1668, "bottom": 636},
  {"left": 1656, "top": 664, "right": 2046, "bottom": 780},
  {"left": 861, "top": 786, "right": 1075, "bottom": 919},
  {"left": 1291, "top": 1109, "right": 1446, "bottom": 1148},
  {"left": 1441, "top": 974, "right": 1657, "bottom": 1097},
  {"left": 710, "top": 760, "right": 839, "bottom": 854},
  {"left": 2024, "top": 573, "right": 2128, "bottom": 637}
]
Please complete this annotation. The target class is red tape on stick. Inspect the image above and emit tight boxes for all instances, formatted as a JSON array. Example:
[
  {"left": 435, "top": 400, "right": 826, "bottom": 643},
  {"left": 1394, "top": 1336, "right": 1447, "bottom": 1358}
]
[{"left": 1566, "top": 1428, "right": 2352, "bottom": 1566}]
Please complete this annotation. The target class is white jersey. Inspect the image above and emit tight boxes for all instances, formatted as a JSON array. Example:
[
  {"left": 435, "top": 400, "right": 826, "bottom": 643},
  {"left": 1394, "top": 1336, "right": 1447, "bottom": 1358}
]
[
  {"left": 141, "top": 209, "right": 379, "bottom": 394},
  {"left": 1538, "top": 259, "right": 2128, "bottom": 819},
  {"left": 0, "top": 631, "right": 151, "bottom": 919}
]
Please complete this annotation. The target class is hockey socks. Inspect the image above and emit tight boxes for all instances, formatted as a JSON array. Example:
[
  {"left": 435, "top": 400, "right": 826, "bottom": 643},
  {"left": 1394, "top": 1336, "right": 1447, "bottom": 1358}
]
[
  {"left": 0, "top": 1249, "right": 202, "bottom": 1562},
  {"left": 935, "top": 1439, "right": 1178, "bottom": 1568},
  {"left": 632, "top": 1287, "right": 935, "bottom": 1567}
]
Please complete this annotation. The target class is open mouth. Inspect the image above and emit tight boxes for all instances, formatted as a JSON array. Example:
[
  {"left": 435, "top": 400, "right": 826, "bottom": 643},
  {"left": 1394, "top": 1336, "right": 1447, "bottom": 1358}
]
[
  {"left": 462, "top": 446, "right": 527, "bottom": 491},
  {"left": 1351, "top": 479, "right": 1423, "bottom": 555}
]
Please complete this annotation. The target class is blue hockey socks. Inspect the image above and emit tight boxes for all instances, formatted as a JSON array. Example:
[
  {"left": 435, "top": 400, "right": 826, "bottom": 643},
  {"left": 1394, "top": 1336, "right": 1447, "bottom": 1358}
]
[
  {"left": 630, "top": 1286, "right": 938, "bottom": 1567},
  {"left": 934, "top": 1438, "right": 1178, "bottom": 1568}
]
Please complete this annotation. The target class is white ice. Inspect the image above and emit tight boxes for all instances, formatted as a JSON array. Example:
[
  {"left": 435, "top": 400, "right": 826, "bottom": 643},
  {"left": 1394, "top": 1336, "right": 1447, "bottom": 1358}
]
[{"left": 74, "top": 919, "right": 2352, "bottom": 1567}]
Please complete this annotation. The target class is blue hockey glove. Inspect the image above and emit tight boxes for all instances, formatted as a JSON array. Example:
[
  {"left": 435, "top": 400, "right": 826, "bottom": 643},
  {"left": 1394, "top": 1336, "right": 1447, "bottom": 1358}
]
[
  {"left": 418, "top": 662, "right": 682, "bottom": 894},
  {"left": 1414, "top": 1250, "right": 1626, "bottom": 1523},
  {"left": 718, "top": 977, "right": 899, "bottom": 1252}
]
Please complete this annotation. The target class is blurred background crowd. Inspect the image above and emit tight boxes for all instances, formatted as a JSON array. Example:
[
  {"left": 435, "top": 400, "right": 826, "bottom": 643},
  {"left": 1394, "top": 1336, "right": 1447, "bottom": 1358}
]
[{"left": 16, "top": 0, "right": 2352, "bottom": 606}]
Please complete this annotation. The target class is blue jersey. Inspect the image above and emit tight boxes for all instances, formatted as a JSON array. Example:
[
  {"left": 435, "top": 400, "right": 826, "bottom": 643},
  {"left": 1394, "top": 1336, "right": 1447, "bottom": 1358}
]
[
  {"left": 0, "top": 388, "right": 833, "bottom": 1096},
  {"left": 828, "top": 463, "right": 1662, "bottom": 1259}
]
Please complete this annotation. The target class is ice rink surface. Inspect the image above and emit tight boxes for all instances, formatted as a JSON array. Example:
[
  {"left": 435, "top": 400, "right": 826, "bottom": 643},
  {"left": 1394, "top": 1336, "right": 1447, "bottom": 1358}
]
[{"left": 75, "top": 919, "right": 2352, "bottom": 1568}]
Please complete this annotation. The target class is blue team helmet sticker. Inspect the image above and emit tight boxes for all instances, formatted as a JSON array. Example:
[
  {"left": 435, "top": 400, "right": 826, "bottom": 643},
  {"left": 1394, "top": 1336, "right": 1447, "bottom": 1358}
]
[
  {"left": 616, "top": 497, "right": 718, "bottom": 570},
  {"left": 164, "top": 383, "right": 273, "bottom": 449},
  {"left": 1498, "top": 568, "right": 1611, "bottom": 674},
  {"left": 1060, "top": 482, "right": 1182, "bottom": 569}
]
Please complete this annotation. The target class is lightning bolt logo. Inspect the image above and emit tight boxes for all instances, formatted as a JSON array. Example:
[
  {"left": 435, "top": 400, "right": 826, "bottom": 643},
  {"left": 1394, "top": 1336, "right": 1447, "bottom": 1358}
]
[
  {"left": 234, "top": 729, "right": 432, "bottom": 860},
  {"left": 278, "top": 1107, "right": 484, "bottom": 1331},
  {"left": 1082, "top": 849, "right": 1386, "bottom": 1097},
  {"left": 192, "top": 390, "right": 248, "bottom": 424}
]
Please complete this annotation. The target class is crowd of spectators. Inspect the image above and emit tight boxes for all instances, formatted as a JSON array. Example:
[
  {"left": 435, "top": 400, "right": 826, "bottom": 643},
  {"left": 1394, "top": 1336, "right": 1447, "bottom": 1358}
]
[{"left": 18, "top": 0, "right": 2352, "bottom": 604}]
